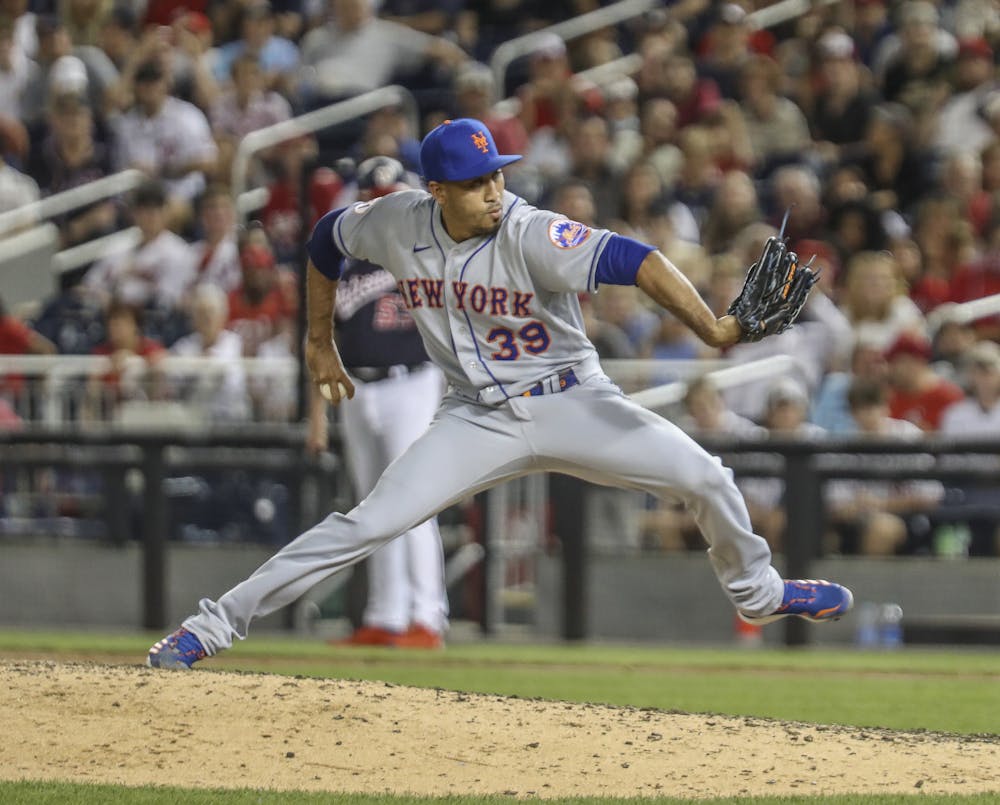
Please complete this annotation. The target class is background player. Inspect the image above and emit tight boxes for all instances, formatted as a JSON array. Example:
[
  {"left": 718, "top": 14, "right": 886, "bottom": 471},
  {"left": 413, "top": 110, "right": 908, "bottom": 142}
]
[
  {"left": 148, "top": 118, "right": 852, "bottom": 669},
  {"left": 308, "top": 156, "right": 448, "bottom": 649}
]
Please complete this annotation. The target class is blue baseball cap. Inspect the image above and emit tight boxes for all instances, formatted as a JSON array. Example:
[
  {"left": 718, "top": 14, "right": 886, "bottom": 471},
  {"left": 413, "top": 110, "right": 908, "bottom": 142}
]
[{"left": 419, "top": 118, "right": 522, "bottom": 182}]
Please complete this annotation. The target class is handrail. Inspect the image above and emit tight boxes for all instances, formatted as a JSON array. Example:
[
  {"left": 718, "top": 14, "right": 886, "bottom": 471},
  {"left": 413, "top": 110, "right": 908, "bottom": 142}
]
[
  {"left": 1, "top": 354, "right": 300, "bottom": 427},
  {"left": 927, "top": 293, "right": 1000, "bottom": 330},
  {"left": 629, "top": 355, "right": 802, "bottom": 409},
  {"left": 0, "top": 169, "right": 146, "bottom": 239},
  {"left": 230, "top": 85, "right": 419, "bottom": 221},
  {"left": 573, "top": 53, "right": 643, "bottom": 88},
  {"left": 51, "top": 227, "right": 142, "bottom": 276},
  {"left": 748, "top": 0, "right": 839, "bottom": 30},
  {"left": 489, "top": 0, "right": 838, "bottom": 93},
  {"left": 0, "top": 222, "right": 60, "bottom": 260},
  {"left": 235, "top": 187, "right": 272, "bottom": 218},
  {"left": 489, "top": 0, "right": 658, "bottom": 91},
  {"left": 601, "top": 357, "right": 731, "bottom": 381},
  {"left": 0, "top": 354, "right": 298, "bottom": 375}
]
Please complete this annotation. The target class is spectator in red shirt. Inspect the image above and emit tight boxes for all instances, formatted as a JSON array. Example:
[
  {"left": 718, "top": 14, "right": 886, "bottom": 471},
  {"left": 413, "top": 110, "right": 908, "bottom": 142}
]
[
  {"left": 949, "top": 222, "right": 1000, "bottom": 340},
  {"left": 0, "top": 293, "right": 57, "bottom": 406},
  {"left": 0, "top": 297, "right": 56, "bottom": 417},
  {"left": 516, "top": 33, "right": 601, "bottom": 135},
  {"left": 0, "top": 295, "right": 57, "bottom": 357},
  {"left": 86, "top": 300, "right": 166, "bottom": 420},
  {"left": 884, "top": 332, "right": 965, "bottom": 430},
  {"left": 226, "top": 225, "right": 297, "bottom": 357},
  {"left": 662, "top": 52, "right": 722, "bottom": 130}
]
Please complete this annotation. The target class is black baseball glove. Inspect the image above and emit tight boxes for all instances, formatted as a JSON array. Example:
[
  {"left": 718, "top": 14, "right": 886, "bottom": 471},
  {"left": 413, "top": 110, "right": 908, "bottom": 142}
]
[{"left": 728, "top": 227, "right": 818, "bottom": 343}]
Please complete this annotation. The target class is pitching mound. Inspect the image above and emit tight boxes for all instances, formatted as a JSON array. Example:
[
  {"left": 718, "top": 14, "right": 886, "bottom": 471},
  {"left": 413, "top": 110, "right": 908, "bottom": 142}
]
[{"left": 1, "top": 660, "right": 997, "bottom": 799}]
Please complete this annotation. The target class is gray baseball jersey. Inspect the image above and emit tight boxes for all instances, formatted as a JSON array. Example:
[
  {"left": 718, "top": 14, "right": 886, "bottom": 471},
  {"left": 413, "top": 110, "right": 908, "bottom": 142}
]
[
  {"left": 179, "top": 188, "right": 787, "bottom": 654},
  {"left": 331, "top": 189, "right": 606, "bottom": 404}
]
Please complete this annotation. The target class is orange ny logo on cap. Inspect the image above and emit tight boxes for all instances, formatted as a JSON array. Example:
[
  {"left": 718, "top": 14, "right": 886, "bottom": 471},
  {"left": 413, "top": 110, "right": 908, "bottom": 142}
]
[{"left": 471, "top": 131, "right": 490, "bottom": 153}]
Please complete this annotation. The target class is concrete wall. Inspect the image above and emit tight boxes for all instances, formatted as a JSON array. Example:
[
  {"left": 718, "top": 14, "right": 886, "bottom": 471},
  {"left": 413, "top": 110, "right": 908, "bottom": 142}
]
[
  {"left": 0, "top": 539, "right": 281, "bottom": 631},
  {"left": 534, "top": 554, "right": 1000, "bottom": 645},
  {"left": 2, "top": 540, "right": 998, "bottom": 646}
]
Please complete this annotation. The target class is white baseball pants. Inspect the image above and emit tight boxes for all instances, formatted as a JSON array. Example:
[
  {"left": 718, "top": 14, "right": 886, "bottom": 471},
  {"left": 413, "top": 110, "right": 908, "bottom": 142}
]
[
  {"left": 339, "top": 364, "right": 447, "bottom": 633},
  {"left": 185, "top": 371, "right": 784, "bottom": 653}
]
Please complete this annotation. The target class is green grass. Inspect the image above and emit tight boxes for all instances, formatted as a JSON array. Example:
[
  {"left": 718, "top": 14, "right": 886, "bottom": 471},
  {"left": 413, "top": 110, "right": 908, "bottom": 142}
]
[
  {"left": 1, "top": 783, "right": 999, "bottom": 805},
  {"left": 1, "top": 630, "right": 998, "bottom": 735}
]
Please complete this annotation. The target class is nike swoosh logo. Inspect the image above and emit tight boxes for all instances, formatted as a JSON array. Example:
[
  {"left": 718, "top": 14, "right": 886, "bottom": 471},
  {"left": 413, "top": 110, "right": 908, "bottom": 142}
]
[{"left": 413, "top": 245, "right": 431, "bottom": 253}]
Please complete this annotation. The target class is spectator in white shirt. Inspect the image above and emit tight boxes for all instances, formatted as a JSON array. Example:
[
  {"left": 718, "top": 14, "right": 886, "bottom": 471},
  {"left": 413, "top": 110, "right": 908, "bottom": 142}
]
[
  {"left": 113, "top": 59, "right": 218, "bottom": 231},
  {"left": 839, "top": 250, "right": 927, "bottom": 351},
  {"left": 83, "top": 180, "right": 197, "bottom": 313},
  {"left": 0, "top": 123, "right": 38, "bottom": 217},
  {"left": 20, "top": 15, "right": 116, "bottom": 129},
  {"left": 826, "top": 377, "right": 943, "bottom": 556},
  {"left": 169, "top": 283, "right": 250, "bottom": 423},
  {"left": 648, "top": 374, "right": 765, "bottom": 551},
  {"left": 299, "top": 0, "right": 464, "bottom": 102},
  {"left": 209, "top": 53, "right": 291, "bottom": 185},
  {"left": 739, "top": 378, "right": 827, "bottom": 552},
  {"left": 0, "top": 13, "right": 35, "bottom": 118},
  {"left": 941, "top": 340, "right": 1000, "bottom": 435},
  {"left": 933, "top": 38, "right": 997, "bottom": 158},
  {"left": 189, "top": 185, "right": 242, "bottom": 295}
]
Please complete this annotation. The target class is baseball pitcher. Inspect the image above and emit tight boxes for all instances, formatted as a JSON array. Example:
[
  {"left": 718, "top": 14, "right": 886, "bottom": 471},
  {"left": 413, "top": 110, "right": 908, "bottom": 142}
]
[{"left": 149, "top": 118, "right": 851, "bottom": 669}]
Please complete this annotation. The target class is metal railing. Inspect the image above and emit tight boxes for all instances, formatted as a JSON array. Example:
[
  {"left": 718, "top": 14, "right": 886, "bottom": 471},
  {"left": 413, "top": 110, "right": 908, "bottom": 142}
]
[
  {"left": 625, "top": 355, "right": 803, "bottom": 409},
  {"left": 51, "top": 227, "right": 142, "bottom": 279},
  {"left": 0, "top": 354, "right": 299, "bottom": 426},
  {"left": 550, "top": 433, "right": 1000, "bottom": 645},
  {"left": 750, "top": 0, "right": 840, "bottom": 30},
  {"left": 230, "top": 85, "right": 419, "bottom": 221},
  {"left": 0, "top": 425, "right": 337, "bottom": 629},
  {"left": 5, "top": 425, "right": 996, "bottom": 639},
  {"left": 927, "top": 292, "right": 1000, "bottom": 330},
  {"left": 488, "top": 0, "right": 836, "bottom": 94},
  {"left": 0, "top": 169, "right": 145, "bottom": 240},
  {"left": 574, "top": 53, "right": 643, "bottom": 88},
  {"left": 489, "top": 0, "right": 658, "bottom": 91}
]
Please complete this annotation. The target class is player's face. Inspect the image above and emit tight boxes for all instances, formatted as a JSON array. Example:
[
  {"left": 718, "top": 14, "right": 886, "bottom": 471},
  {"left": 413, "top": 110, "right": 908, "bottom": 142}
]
[{"left": 430, "top": 170, "right": 505, "bottom": 241}]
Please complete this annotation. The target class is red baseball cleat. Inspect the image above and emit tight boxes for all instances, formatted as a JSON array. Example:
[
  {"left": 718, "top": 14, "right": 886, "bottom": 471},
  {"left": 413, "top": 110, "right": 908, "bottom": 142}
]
[
  {"left": 393, "top": 623, "right": 444, "bottom": 649},
  {"left": 330, "top": 625, "right": 404, "bottom": 647}
]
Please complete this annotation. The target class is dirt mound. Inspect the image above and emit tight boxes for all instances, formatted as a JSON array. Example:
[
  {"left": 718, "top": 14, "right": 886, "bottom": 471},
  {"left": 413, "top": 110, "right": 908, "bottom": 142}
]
[{"left": 1, "top": 661, "right": 997, "bottom": 799}]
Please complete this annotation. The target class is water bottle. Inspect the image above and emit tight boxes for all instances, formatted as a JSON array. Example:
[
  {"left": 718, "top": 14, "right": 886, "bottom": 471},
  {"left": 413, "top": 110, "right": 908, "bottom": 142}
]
[
  {"left": 878, "top": 603, "right": 904, "bottom": 649},
  {"left": 935, "top": 524, "right": 971, "bottom": 558},
  {"left": 855, "top": 602, "right": 879, "bottom": 648}
]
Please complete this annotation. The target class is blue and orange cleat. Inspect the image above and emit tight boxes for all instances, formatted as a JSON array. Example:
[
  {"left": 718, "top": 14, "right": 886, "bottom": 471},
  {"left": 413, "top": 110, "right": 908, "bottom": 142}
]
[
  {"left": 739, "top": 579, "right": 854, "bottom": 626},
  {"left": 147, "top": 627, "right": 207, "bottom": 670}
]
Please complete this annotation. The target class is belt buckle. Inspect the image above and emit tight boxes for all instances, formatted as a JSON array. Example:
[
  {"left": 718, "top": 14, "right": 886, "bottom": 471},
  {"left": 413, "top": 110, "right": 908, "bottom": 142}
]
[{"left": 522, "top": 368, "right": 577, "bottom": 397}]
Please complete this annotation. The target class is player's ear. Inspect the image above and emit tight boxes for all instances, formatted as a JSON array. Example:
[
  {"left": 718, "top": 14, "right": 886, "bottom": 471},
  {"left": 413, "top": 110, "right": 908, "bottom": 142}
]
[{"left": 427, "top": 181, "right": 446, "bottom": 206}]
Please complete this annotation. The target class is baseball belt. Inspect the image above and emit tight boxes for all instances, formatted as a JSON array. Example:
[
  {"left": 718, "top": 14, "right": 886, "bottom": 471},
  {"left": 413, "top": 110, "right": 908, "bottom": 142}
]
[
  {"left": 522, "top": 368, "right": 579, "bottom": 397},
  {"left": 349, "top": 363, "right": 430, "bottom": 383}
]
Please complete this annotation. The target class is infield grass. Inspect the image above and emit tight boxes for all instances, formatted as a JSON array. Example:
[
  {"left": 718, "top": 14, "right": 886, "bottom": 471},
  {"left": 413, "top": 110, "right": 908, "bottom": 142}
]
[{"left": 0, "top": 630, "right": 997, "bottom": 735}]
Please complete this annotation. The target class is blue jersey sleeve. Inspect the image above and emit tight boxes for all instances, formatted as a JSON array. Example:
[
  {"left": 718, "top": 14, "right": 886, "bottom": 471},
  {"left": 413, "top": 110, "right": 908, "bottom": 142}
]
[
  {"left": 307, "top": 208, "right": 347, "bottom": 280},
  {"left": 593, "top": 234, "right": 656, "bottom": 286}
]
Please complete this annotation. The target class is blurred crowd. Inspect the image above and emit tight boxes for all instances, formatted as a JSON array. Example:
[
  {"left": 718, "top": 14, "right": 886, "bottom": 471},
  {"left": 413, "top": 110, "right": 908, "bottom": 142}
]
[{"left": 0, "top": 0, "right": 999, "bottom": 553}]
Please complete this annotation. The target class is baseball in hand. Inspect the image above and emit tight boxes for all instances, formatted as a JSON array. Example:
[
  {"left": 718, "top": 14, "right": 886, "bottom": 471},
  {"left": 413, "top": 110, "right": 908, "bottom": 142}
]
[{"left": 320, "top": 382, "right": 349, "bottom": 401}]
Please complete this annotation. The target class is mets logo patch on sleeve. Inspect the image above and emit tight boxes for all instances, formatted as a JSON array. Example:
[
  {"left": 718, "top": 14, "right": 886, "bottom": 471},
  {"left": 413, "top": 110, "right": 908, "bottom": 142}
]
[{"left": 548, "top": 219, "right": 591, "bottom": 249}]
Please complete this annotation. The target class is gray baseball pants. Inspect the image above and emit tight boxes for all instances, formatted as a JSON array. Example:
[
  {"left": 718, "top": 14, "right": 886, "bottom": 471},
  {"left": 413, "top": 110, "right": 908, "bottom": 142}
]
[{"left": 185, "top": 371, "right": 784, "bottom": 653}]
